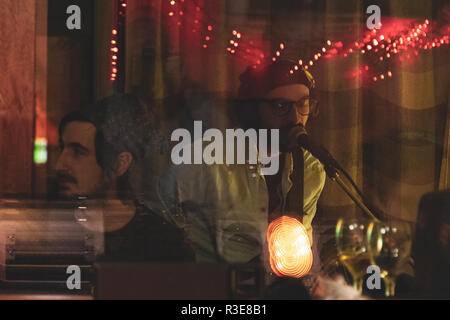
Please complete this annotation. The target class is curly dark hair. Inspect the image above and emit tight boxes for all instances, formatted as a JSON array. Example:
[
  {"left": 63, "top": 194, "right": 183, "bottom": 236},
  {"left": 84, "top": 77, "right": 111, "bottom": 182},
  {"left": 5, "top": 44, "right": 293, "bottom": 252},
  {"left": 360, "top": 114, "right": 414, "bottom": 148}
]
[{"left": 58, "top": 94, "right": 151, "bottom": 203}]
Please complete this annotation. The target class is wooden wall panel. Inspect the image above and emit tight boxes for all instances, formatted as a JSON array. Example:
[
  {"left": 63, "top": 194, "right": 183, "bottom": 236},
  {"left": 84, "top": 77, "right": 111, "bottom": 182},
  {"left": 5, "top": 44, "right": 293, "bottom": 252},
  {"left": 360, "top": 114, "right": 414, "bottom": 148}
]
[{"left": 0, "top": 0, "right": 36, "bottom": 196}]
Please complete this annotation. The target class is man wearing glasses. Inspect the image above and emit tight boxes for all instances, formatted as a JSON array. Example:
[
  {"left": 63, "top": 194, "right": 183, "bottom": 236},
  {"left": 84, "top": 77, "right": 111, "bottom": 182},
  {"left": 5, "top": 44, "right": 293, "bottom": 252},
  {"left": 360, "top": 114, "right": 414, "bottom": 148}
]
[
  {"left": 235, "top": 60, "right": 326, "bottom": 294},
  {"left": 158, "top": 59, "right": 325, "bottom": 296},
  {"left": 237, "top": 59, "right": 324, "bottom": 244}
]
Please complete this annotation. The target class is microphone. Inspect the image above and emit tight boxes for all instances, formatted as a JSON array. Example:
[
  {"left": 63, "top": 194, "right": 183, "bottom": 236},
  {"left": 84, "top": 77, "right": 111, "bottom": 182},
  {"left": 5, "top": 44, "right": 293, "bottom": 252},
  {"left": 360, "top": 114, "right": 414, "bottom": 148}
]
[
  {"left": 288, "top": 124, "right": 340, "bottom": 177},
  {"left": 286, "top": 124, "right": 385, "bottom": 222}
]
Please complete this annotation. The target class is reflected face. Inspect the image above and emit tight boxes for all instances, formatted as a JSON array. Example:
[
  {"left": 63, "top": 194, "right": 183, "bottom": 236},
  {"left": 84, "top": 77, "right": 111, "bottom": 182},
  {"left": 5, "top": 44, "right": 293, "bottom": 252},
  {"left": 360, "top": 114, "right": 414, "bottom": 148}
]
[
  {"left": 55, "top": 121, "right": 104, "bottom": 199},
  {"left": 258, "top": 84, "right": 310, "bottom": 129}
]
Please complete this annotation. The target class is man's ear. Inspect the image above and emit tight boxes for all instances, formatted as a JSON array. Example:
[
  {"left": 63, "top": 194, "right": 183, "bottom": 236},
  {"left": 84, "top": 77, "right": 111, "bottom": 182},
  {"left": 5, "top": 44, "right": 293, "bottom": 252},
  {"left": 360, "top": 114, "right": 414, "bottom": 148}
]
[{"left": 115, "top": 152, "right": 133, "bottom": 177}]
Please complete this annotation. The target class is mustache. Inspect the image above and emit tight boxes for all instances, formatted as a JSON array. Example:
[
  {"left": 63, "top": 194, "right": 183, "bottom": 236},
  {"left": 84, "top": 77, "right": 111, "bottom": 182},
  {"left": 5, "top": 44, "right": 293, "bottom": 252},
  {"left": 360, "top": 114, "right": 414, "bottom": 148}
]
[
  {"left": 56, "top": 171, "right": 77, "bottom": 184},
  {"left": 281, "top": 122, "right": 303, "bottom": 130}
]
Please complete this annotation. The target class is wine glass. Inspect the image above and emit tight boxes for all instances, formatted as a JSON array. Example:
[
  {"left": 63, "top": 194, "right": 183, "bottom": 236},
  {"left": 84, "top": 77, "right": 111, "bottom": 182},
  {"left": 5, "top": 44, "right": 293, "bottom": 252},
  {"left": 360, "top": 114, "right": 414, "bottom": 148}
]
[
  {"left": 336, "top": 218, "right": 372, "bottom": 293},
  {"left": 367, "top": 219, "right": 412, "bottom": 297}
]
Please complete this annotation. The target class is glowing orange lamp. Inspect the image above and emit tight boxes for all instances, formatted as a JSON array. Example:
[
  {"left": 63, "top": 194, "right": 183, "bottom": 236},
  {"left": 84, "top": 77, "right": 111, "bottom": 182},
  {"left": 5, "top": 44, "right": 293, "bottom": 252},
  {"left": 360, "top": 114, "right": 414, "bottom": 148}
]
[{"left": 267, "top": 216, "right": 313, "bottom": 278}]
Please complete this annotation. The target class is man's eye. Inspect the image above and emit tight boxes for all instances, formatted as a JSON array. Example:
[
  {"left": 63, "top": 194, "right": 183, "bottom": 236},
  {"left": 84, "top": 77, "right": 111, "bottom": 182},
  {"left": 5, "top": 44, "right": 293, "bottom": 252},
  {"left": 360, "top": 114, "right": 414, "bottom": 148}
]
[
  {"left": 73, "top": 148, "right": 87, "bottom": 156},
  {"left": 275, "top": 102, "right": 290, "bottom": 109},
  {"left": 77, "top": 150, "right": 86, "bottom": 156}
]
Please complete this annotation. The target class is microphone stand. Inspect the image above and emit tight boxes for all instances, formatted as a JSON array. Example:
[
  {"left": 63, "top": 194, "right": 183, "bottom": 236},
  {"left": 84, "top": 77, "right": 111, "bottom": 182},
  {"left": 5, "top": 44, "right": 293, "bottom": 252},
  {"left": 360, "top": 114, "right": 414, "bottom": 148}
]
[
  {"left": 326, "top": 167, "right": 381, "bottom": 223},
  {"left": 307, "top": 145, "right": 383, "bottom": 223}
]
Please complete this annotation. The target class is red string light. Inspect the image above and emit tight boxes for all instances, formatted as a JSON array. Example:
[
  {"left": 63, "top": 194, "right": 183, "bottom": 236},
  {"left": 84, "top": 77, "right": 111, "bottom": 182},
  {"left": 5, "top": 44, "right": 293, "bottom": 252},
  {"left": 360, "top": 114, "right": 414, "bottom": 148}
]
[
  {"left": 222, "top": 17, "right": 446, "bottom": 85},
  {"left": 110, "top": 0, "right": 127, "bottom": 82},
  {"left": 226, "top": 29, "right": 266, "bottom": 66}
]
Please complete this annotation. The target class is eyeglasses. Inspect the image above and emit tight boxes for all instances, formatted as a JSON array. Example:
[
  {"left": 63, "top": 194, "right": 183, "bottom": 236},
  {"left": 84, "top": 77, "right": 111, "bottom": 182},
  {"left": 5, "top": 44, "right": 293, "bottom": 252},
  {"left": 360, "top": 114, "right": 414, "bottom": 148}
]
[{"left": 259, "top": 97, "right": 319, "bottom": 117}]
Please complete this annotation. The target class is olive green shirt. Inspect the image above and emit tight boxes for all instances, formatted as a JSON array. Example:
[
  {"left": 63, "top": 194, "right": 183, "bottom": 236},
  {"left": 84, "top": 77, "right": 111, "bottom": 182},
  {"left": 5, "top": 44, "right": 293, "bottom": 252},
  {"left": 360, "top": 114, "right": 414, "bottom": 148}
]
[{"left": 157, "top": 148, "right": 326, "bottom": 264}]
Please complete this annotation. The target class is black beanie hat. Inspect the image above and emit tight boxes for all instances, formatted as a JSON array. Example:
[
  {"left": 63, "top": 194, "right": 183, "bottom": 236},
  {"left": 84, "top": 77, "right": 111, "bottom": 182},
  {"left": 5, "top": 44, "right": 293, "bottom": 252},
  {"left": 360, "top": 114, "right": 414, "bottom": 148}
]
[{"left": 238, "top": 59, "right": 316, "bottom": 99}]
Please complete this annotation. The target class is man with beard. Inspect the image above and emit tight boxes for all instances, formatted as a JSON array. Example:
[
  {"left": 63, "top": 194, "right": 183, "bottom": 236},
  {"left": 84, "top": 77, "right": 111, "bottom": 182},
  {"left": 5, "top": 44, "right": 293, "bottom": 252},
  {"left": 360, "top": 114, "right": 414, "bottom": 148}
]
[
  {"left": 56, "top": 94, "right": 193, "bottom": 262},
  {"left": 236, "top": 59, "right": 326, "bottom": 249},
  {"left": 158, "top": 59, "right": 326, "bottom": 284}
]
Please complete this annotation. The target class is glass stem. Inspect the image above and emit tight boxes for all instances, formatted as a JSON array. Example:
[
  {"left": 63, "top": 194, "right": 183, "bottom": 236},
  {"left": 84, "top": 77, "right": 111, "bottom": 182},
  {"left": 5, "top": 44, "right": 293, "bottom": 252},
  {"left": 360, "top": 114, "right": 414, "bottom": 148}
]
[
  {"left": 384, "top": 276, "right": 396, "bottom": 297},
  {"left": 353, "top": 276, "right": 363, "bottom": 293}
]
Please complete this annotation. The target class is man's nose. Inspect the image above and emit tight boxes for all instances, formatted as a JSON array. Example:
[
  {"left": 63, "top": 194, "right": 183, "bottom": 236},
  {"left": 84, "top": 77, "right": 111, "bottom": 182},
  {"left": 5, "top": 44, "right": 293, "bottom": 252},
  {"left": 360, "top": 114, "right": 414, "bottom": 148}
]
[
  {"left": 291, "top": 107, "right": 308, "bottom": 127},
  {"left": 55, "top": 150, "right": 70, "bottom": 172},
  {"left": 286, "top": 107, "right": 304, "bottom": 125}
]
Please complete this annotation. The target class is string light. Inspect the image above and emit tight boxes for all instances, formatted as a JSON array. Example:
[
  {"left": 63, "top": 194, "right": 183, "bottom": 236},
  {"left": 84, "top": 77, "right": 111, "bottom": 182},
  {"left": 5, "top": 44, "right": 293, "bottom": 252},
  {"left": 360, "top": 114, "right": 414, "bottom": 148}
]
[
  {"left": 223, "top": 17, "right": 446, "bottom": 84},
  {"left": 226, "top": 30, "right": 268, "bottom": 66},
  {"left": 110, "top": 0, "right": 127, "bottom": 83},
  {"left": 165, "top": 1, "right": 218, "bottom": 50}
]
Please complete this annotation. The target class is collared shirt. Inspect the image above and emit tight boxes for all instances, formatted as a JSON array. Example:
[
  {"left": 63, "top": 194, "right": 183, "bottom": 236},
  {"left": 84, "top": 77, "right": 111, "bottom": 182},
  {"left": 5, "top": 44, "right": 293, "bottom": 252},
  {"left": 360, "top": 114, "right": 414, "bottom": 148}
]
[
  {"left": 157, "top": 147, "right": 326, "bottom": 264},
  {"left": 277, "top": 150, "right": 327, "bottom": 244}
]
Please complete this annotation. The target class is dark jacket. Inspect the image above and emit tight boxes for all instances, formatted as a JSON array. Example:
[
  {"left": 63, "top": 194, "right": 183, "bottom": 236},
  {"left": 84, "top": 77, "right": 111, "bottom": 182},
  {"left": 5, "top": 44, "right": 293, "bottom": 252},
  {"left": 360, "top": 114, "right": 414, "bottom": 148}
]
[{"left": 102, "top": 205, "right": 194, "bottom": 262}]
